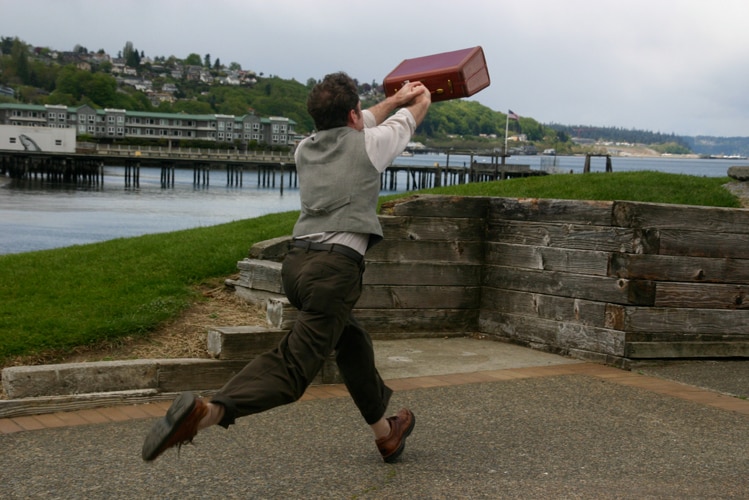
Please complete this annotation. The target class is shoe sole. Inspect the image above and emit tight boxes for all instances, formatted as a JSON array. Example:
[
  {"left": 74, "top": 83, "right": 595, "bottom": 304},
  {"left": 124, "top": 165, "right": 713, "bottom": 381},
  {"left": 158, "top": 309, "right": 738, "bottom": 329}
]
[
  {"left": 141, "top": 392, "right": 196, "bottom": 461},
  {"left": 383, "top": 412, "right": 416, "bottom": 463}
]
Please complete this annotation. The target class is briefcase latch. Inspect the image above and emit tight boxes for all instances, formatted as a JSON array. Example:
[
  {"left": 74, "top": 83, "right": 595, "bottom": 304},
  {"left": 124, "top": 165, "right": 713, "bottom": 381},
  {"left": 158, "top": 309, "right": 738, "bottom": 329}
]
[{"left": 431, "top": 79, "right": 452, "bottom": 97}]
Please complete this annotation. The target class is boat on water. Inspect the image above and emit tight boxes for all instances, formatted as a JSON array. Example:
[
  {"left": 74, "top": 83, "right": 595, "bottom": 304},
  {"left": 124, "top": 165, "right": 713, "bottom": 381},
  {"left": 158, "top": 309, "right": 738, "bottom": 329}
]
[{"left": 709, "top": 154, "right": 747, "bottom": 160}]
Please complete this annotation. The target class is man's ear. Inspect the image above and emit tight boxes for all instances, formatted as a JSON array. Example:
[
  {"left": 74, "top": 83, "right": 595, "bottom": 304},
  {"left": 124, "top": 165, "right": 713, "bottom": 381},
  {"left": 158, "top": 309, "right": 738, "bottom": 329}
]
[{"left": 347, "top": 108, "right": 359, "bottom": 127}]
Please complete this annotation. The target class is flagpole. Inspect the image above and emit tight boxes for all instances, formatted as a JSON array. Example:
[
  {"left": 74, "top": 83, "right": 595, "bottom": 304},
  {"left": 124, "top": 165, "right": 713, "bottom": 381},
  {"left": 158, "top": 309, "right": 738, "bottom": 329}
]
[{"left": 504, "top": 112, "right": 510, "bottom": 156}]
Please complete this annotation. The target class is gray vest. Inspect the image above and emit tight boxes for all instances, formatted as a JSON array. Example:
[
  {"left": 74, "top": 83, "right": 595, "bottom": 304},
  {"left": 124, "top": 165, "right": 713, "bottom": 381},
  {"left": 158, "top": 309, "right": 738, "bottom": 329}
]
[{"left": 293, "top": 126, "right": 383, "bottom": 246}]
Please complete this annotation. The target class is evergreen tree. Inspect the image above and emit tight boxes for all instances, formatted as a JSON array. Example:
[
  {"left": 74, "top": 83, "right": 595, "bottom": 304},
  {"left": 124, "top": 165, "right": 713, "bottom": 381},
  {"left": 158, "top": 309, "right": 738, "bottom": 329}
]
[{"left": 11, "top": 38, "right": 30, "bottom": 83}]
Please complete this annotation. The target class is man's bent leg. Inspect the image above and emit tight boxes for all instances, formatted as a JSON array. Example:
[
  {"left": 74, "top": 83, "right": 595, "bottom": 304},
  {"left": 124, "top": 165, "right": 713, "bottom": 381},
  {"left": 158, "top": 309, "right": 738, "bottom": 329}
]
[{"left": 212, "top": 249, "right": 362, "bottom": 427}]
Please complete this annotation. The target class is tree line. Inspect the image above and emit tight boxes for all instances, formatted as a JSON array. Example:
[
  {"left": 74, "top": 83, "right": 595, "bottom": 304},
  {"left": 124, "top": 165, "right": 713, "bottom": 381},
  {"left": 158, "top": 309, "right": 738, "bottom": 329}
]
[
  {"left": 547, "top": 123, "right": 691, "bottom": 150},
  {"left": 9, "top": 35, "right": 749, "bottom": 154}
]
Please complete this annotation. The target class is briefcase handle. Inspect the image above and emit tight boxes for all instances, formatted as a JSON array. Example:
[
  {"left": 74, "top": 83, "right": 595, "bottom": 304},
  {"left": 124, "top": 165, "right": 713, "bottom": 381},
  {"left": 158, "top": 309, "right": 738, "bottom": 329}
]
[{"left": 399, "top": 79, "right": 452, "bottom": 97}]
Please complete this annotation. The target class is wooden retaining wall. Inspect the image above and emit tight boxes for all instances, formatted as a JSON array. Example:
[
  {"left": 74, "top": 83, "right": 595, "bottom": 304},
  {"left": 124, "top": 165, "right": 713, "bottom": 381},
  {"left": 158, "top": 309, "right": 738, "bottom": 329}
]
[{"left": 232, "top": 194, "right": 749, "bottom": 366}]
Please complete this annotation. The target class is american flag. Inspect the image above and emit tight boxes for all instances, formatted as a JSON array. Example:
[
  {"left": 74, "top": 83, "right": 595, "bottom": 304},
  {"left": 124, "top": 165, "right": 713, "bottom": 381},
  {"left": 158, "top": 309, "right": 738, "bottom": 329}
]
[{"left": 508, "top": 110, "right": 520, "bottom": 121}]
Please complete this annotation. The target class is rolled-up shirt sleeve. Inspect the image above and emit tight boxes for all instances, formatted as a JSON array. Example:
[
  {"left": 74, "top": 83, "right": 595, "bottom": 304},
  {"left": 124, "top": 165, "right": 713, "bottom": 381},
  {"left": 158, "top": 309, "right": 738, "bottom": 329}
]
[{"left": 363, "top": 108, "right": 416, "bottom": 173}]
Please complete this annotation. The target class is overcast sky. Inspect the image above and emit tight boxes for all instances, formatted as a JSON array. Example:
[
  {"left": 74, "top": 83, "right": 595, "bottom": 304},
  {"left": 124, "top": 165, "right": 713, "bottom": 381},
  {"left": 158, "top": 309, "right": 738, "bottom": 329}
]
[{"left": 2, "top": 0, "right": 748, "bottom": 137}]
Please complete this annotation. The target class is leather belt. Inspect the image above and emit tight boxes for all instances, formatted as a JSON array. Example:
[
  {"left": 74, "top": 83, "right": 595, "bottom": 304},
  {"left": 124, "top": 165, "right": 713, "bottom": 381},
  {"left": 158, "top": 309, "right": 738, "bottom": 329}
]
[{"left": 291, "top": 239, "right": 364, "bottom": 264}]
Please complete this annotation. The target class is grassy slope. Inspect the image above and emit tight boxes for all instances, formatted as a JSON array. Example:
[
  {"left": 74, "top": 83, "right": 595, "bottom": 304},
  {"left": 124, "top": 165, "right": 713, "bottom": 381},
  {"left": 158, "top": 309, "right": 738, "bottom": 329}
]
[{"left": 0, "top": 172, "right": 741, "bottom": 365}]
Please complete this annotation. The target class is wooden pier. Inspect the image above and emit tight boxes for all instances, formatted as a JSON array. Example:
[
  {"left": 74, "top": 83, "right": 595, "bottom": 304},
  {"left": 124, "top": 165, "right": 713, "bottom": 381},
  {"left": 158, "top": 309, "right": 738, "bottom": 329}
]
[
  {"left": 383, "top": 161, "right": 545, "bottom": 191},
  {"left": 0, "top": 146, "right": 299, "bottom": 190},
  {"left": 0, "top": 145, "right": 546, "bottom": 192}
]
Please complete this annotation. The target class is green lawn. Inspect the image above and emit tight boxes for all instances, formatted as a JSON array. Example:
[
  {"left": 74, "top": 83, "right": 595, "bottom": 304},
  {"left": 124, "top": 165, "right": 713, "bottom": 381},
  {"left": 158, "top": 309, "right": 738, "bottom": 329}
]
[{"left": 0, "top": 171, "right": 741, "bottom": 366}]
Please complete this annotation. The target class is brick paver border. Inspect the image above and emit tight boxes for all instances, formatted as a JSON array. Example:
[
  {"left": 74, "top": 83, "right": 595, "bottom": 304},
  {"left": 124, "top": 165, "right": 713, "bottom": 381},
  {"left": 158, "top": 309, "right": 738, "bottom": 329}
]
[{"left": 2, "top": 363, "right": 747, "bottom": 435}]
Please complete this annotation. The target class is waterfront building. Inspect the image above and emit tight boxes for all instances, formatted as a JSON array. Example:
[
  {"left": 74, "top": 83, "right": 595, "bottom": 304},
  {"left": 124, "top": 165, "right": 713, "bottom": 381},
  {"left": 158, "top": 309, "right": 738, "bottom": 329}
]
[{"left": 0, "top": 103, "right": 296, "bottom": 147}]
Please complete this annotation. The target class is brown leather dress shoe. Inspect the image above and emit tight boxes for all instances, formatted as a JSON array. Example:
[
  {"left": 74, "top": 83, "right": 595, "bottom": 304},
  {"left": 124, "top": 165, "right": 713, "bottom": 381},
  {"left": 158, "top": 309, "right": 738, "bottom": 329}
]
[
  {"left": 375, "top": 408, "right": 415, "bottom": 463},
  {"left": 141, "top": 392, "right": 208, "bottom": 461}
]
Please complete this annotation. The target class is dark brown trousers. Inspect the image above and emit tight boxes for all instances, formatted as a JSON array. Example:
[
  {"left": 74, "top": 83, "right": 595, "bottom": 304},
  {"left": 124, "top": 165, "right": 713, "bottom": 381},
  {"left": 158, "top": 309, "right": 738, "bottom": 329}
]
[{"left": 212, "top": 246, "right": 392, "bottom": 426}]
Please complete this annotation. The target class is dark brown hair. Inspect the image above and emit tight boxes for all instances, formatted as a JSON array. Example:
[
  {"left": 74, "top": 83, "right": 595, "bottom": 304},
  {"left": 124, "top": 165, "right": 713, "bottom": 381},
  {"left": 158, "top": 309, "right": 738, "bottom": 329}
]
[{"left": 306, "top": 72, "right": 359, "bottom": 131}]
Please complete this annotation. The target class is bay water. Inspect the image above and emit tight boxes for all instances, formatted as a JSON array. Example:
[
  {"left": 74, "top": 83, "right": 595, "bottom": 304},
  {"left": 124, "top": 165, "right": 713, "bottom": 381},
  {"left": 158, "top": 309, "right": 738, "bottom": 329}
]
[{"left": 1, "top": 154, "right": 744, "bottom": 255}]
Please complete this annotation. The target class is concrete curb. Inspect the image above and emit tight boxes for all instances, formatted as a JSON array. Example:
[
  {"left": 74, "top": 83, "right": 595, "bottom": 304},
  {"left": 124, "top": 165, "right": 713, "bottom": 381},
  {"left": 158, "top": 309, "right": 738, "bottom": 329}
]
[{"left": 1, "top": 337, "right": 581, "bottom": 418}]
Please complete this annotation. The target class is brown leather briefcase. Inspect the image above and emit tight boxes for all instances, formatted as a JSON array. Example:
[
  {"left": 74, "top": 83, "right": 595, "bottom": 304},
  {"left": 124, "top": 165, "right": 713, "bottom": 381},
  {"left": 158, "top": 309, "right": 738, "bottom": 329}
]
[{"left": 383, "top": 46, "right": 490, "bottom": 103}]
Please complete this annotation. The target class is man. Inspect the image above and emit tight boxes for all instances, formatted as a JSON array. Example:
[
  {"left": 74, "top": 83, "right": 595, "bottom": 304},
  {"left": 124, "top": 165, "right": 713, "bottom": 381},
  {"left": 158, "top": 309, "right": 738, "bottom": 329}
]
[{"left": 142, "top": 72, "right": 431, "bottom": 463}]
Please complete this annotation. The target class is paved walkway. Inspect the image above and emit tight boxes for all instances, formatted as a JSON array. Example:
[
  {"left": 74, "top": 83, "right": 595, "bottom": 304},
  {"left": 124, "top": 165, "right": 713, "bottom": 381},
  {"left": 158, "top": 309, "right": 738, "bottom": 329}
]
[{"left": 1, "top": 339, "right": 748, "bottom": 498}]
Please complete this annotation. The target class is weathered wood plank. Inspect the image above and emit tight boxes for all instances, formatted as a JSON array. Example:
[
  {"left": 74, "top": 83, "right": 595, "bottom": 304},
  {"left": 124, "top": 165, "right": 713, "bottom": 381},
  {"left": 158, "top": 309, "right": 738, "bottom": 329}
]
[
  {"left": 483, "top": 265, "right": 656, "bottom": 306},
  {"left": 378, "top": 215, "right": 485, "bottom": 241},
  {"left": 381, "top": 194, "right": 489, "bottom": 218},
  {"left": 358, "top": 285, "right": 481, "bottom": 309},
  {"left": 485, "top": 220, "right": 637, "bottom": 253},
  {"left": 488, "top": 197, "right": 614, "bottom": 225},
  {"left": 265, "top": 286, "right": 480, "bottom": 317},
  {"left": 657, "top": 229, "right": 749, "bottom": 259},
  {"left": 609, "top": 253, "right": 749, "bottom": 283},
  {"left": 207, "top": 326, "right": 287, "bottom": 360},
  {"left": 605, "top": 305, "right": 749, "bottom": 334},
  {"left": 235, "top": 259, "right": 283, "bottom": 293},
  {"left": 157, "top": 360, "right": 249, "bottom": 392},
  {"left": 266, "top": 297, "right": 297, "bottom": 330},
  {"left": 625, "top": 331, "right": 749, "bottom": 344},
  {"left": 481, "top": 288, "right": 608, "bottom": 327},
  {"left": 265, "top": 297, "right": 477, "bottom": 334},
  {"left": 363, "top": 262, "right": 482, "bottom": 286},
  {"left": 2, "top": 360, "right": 158, "bottom": 399},
  {"left": 625, "top": 341, "right": 749, "bottom": 358},
  {"left": 479, "top": 311, "right": 626, "bottom": 356},
  {"left": 248, "top": 235, "right": 292, "bottom": 262},
  {"left": 613, "top": 200, "right": 749, "bottom": 233},
  {"left": 367, "top": 240, "right": 483, "bottom": 264},
  {"left": 352, "top": 308, "right": 478, "bottom": 334},
  {"left": 485, "top": 242, "right": 610, "bottom": 276},
  {"left": 232, "top": 285, "right": 284, "bottom": 306},
  {"left": 654, "top": 282, "right": 749, "bottom": 309}
]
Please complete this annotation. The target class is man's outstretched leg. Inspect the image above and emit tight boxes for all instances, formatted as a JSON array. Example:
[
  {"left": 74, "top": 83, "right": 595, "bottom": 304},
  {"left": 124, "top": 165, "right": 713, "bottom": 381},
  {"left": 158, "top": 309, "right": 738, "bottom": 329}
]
[{"left": 335, "top": 316, "right": 416, "bottom": 462}]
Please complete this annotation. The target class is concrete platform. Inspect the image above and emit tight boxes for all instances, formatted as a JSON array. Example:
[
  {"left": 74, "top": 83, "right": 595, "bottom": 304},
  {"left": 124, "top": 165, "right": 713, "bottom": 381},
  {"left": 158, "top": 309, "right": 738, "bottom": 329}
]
[{"left": 1, "top": 338, "right": 748, "bottom": 498}]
